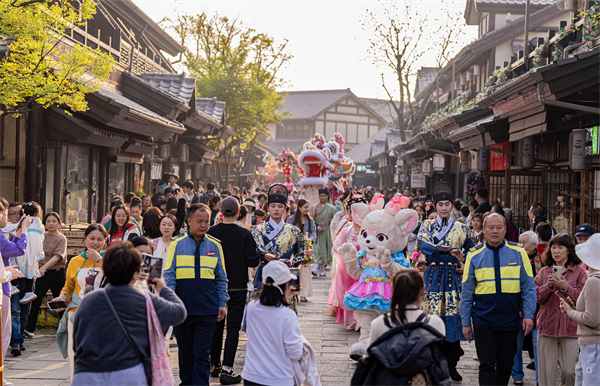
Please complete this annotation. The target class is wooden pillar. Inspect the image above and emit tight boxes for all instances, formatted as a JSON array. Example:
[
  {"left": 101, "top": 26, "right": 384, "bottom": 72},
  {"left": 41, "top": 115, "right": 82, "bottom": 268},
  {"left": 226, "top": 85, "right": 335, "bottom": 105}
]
[{"left": 25, "top": 106, "right": 43, "bottom": 203}]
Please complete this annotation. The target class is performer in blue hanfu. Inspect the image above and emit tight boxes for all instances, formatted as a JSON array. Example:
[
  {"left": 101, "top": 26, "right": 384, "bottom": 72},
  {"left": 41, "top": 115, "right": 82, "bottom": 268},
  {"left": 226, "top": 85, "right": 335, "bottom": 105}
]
[
  {"left": 251, "top": 184, "right": 305, "bottom": 311},
  {"left": 417, "top": 190, "right": 479, "bottom": 383}
]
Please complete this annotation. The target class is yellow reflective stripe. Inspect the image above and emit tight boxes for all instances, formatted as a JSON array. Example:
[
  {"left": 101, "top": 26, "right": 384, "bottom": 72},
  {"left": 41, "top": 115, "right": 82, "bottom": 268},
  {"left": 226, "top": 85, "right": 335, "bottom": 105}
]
[
  {"left": 164, "top": 234, "right": 188, "bottom": 270},
  {"left": 475, "top": 267, "right": 495, "bottom": 282},
  {"left": 463, "top": 246, "right": 486, "bottom": 282},
  {"left": 507, "top": 244, "right": 533, "bottom": 277},
  {"left": 200, "top": 255, "right": 218, "bottom": 268},
  {"left": 500, "top": 266, "right": 520, "bottom": 279},
  {"left": 501, "top": 280, "right": 521, "bottom": 293},
  {"left": 176, "top": 255, "right": 195, "bottom": 267},
  {"left": 475, "top": 281, "right": 496, "bottom": 295},
  {"left": 206, "top": 235, "right": 226, "bottom": 274},
  {"left": 176, "top": 268, "right": 195, "bottom": 279},
  {"left": 200, "top": 268, "right": 215, "bottom": 279}
]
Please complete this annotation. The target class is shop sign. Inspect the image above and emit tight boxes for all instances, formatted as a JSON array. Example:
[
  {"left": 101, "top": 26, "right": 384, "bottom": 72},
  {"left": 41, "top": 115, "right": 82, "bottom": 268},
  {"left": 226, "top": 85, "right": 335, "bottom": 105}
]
[
  {"left": 490, "top": 141, "right": 509, "bottom": 171},
  {"left": 172, "top": 163, "right": 180, "bottom": 176},
  {"left": 356, "top": 165, "right": 376, "bottom": 174},
  {"left": 433, "top": 154, "right": 445, "bottom": 171},
  {"left": 411, "top": 173, "right": 426, "bottom": 188},
  {"left": 151, "top": 163, "right": 162, "bottom": 180}
]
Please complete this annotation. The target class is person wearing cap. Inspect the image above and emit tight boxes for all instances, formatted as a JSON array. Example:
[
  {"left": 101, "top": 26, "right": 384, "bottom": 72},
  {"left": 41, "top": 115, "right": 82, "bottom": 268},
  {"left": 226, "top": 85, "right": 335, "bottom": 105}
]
[
  {"left": 460, "top": 213, "right": 536, "bottom": 386},
  {"left": 559, "top": 233, "right": 600, "bottom": 386},
  {"left": 310, "top": 189, "right": 337, "bottom": 277},
  {"left": 243, "top": 198, "right": 256, "bottom": 215},
  {"left": 251, "top": 186, "right": 305, "bottom": 310},
  {"left": 417, "top": 190, "right": 479, "bottom": 382},
  {"left": 208, "top": 197, "right": 260, "bottom": 384},
  {"left": 575, "top": 223, "right": 594, "bottom": 244},
  {"left": 164, "top": 203, "right": 229, "bottom": 386},
  {"left": 242, "top": 261, "right": 305, "bottom": 386}
]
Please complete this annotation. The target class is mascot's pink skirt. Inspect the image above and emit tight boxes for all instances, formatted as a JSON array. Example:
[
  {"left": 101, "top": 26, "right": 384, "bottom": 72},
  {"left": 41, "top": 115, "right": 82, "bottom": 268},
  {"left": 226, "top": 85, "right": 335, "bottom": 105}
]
[{"left": 327, "top": 252, "right": 357, "bottom": 326}]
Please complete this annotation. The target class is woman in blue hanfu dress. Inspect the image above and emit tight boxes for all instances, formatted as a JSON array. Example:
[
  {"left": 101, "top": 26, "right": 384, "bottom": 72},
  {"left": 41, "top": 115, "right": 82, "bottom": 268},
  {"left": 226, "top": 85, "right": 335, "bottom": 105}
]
[{"left": 417, "top": 190, "right": 478, "bottom": 382}]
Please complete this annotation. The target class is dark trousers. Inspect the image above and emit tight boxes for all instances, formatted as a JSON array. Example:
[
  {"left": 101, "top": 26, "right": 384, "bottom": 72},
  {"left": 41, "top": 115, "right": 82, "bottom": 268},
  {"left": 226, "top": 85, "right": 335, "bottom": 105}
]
[
  {"left": 210, "top": 290, "right": 246, "bottom": 368},
  {"left": 174, "top": 314, "right": 218, "bottom": 386},
  {"left": 447, "top": 340, "right": 464, "bottom": 369},
  {"left": 473, "top": 323, "right": 519, "bottom": 386},
  {"left": 25, "top": 268, "right": 66, "bottom": 332},
  {"left": 10, "top": 278, "right": 31, "bottom": 346},
  {"left": 243, "top": 380, "right": 269, "bottom": 386}
]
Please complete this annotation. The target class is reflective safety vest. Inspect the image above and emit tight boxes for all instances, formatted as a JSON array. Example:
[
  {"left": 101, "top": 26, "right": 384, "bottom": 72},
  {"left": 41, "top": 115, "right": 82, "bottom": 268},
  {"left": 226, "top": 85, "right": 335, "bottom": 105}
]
[
  {"left": 164, "top": 232, "right": 229, "bottom": 316},
  {"left": 460, "top": 240, "right": 536, "bottom": 330}
]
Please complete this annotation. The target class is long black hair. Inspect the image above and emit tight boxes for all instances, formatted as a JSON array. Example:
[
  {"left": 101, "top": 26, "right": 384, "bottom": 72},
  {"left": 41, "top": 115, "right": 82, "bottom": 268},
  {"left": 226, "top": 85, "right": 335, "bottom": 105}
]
[
  {"left": 259, "top": 277, "right": 289, "bottom": 307},
  {"left": 543, "top": 233, "right": 581, "bottom": 267},
  {"left": 389, "top": 269, "right": 424, "bottom": 325},
  {"left": 292, "top": 199, "right": 313, "bottom": 234},
  {"left": 108, "top": 204, "right": 133, "bottom": 236}
]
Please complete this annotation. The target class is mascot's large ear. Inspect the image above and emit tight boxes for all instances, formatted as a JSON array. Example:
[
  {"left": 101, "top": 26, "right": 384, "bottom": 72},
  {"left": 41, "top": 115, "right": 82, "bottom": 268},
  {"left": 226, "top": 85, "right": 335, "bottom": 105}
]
[
  {"left": 395, "top": 209, "right": 418, "bottom": 236},
  {"left": 351, "top": 203, "right": 370, "bottom": 226}
]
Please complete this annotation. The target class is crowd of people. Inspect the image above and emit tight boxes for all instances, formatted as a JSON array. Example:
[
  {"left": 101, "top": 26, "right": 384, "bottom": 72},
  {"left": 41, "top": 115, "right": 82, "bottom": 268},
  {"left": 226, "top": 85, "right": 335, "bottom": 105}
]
[{"left": 0, "top": 175, "right": 598, "bottom": 386}]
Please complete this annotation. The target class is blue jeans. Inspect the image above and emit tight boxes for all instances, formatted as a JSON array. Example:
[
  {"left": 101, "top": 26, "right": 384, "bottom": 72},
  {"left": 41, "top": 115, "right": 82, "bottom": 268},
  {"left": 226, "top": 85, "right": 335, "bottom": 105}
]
[
  {"left": 575, "top": 344, "right": 600, "bottom": 386},
  {"left": 511, "top": 326, "right": 538, "bottom": 383},
  {"left": 10, "top": 278, "right": 31, "bottom": 347}
]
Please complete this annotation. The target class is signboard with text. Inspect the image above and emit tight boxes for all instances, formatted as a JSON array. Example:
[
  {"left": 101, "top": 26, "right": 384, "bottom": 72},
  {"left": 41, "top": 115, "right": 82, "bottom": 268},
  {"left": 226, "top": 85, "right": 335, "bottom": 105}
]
[{"left": 411, "top": 173, "right": 426, "bottom": 188}]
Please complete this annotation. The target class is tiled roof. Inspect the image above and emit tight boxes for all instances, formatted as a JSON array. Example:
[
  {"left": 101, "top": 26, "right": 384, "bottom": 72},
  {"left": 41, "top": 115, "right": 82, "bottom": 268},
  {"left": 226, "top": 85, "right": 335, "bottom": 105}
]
[
  {"left": 140, "top": 73, "right": 195, "bottom": 104},
  {"left": 360, "top": 98, "right": 399, "bottom": 125},
  {"left": 346, "top": 127, "right": 392, "bottom": 163},
  {"left": 196, "top": 97, "right": 226, "bottom": 123},
  {"left": 278, "top": 89, "right": 352, "bottom": 119},
  {"left": 96, "top": 87, "right": 184, "bottom": 129}
]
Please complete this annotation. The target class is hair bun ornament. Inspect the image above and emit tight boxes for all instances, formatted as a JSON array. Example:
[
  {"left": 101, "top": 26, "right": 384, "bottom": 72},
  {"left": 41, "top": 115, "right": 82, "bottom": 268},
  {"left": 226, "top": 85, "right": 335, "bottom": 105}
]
[{"left": 384, "top": 194, "right": 410, "bottom": 216}]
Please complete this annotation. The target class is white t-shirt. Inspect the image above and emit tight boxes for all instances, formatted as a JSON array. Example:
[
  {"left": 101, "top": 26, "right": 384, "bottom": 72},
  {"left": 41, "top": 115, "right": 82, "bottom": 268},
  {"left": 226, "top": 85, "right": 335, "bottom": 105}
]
[
  {"left": 242, "top": 300, "right": 303, "bottom": 386},
  {"left": 368, "top": 308, "right": 446, "bottom": 347}
]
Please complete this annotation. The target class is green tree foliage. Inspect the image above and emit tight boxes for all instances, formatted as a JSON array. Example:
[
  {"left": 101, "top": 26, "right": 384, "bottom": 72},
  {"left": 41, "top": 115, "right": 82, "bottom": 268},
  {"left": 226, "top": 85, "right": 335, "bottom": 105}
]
[
  {"left": 162, "top": 12, "right": 292, "bottom": 187},
  {"left": 0, "top": 0, "right": 113, "bottom": 116}
]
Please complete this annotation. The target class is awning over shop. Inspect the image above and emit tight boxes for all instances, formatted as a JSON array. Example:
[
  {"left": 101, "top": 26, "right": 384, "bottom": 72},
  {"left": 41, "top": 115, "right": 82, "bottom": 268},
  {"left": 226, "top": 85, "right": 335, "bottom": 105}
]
[
  {"left": 432, "top": 107, "right": 493, "bottom": 138},
  {"left": 45, "top": 107, "right": 129, "bottom": 148},
  {"left": 84, "top": 87, "right": 186, "bottom": 142},
  {"left": 188, "top": 142, "right": 218, "bottom": 162},
  {"left": 447, "top": 116, "right": 510, "bottom": 151},
  {"left": 121, "top": 138, "right": 157, "bottom": 155}
]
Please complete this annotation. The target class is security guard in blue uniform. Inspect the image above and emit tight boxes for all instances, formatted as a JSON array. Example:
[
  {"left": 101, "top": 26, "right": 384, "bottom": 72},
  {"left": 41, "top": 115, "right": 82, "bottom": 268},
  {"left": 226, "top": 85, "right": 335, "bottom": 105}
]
[
  {"left": 165, "top": 203, "right": 229, "bottom": 386},
  {"left": 460, "top": 213, "right": 536, "bottom": 386}
]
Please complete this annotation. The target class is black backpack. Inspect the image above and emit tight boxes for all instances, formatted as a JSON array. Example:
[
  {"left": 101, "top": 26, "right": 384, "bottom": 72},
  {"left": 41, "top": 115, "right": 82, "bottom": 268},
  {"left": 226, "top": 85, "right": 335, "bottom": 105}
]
[{"left": 351, "top": 313, "right": 451, "bottom": 386}]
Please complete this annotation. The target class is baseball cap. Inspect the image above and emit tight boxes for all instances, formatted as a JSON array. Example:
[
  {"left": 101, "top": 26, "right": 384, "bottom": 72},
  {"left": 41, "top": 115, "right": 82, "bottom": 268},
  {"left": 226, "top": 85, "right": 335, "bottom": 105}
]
[
  {"left": 575, "top": 223, "right": 594, "bottom": 237},
  {"left": 262, "top": 260, "right": 297, "bottom": 286},
  {"left": 243, "top": 199, "right": 256, "bottom": 208},
  {"left": 221, "top": 196, "right": 240, "bottom": 215}
]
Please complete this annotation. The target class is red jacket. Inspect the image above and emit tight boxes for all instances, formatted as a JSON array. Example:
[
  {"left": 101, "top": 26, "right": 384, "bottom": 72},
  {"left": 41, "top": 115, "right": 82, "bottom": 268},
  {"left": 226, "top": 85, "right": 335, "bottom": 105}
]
[{"left": 535, "top": 264, "right": 588, "bottom": 338}]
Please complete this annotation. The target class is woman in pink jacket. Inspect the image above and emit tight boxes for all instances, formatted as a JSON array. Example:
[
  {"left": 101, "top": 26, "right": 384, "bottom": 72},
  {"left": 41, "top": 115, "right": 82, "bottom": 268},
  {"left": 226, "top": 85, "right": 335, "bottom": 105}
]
[{"left": 535, "top": 233, "right": 587, "bottom": 386}]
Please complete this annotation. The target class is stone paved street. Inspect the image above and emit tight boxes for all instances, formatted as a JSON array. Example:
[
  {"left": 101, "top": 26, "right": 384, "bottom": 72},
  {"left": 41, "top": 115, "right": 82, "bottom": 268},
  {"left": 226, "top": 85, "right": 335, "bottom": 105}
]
[{"left": 3, "top": 271, "right": 540, "bottom": 385}]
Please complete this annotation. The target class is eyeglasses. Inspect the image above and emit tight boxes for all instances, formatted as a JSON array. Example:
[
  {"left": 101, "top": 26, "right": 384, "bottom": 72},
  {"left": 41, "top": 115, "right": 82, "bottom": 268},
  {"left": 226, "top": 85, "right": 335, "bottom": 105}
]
[{"left": 8, "top": 212, "right": 20, "bottom": 217}]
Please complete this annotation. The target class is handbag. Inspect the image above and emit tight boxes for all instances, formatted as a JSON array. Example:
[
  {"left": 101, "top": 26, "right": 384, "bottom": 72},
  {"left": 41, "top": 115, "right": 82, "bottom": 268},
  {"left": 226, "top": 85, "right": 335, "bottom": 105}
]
[{"left": 144, "top": 291, "right": 175, "bottom": 386}]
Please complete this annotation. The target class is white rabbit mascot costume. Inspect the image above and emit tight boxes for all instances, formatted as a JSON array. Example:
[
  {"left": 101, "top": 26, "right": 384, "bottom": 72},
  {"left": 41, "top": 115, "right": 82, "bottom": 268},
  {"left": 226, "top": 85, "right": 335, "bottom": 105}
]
[{"left": 339, "top": 193, "right": 417, "bottom": 360}]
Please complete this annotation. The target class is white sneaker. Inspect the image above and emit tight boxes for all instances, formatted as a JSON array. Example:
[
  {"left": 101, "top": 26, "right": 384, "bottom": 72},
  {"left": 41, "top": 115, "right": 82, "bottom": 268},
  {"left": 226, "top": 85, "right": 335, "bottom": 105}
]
[
  {"left": 19, "top": 292, "right": 37, "bottom": 304},
  {"left": 473, "top": 354, "right": 479, "bottom": 361},
  {"left": 4, "top": 379, "right": 13, "bottom": 385},
  {"left": 10, "top": 287, "right": 20, "bottom": 296},
  {"left": 23, "top": 330, "right": 34, "bottom": 338}
]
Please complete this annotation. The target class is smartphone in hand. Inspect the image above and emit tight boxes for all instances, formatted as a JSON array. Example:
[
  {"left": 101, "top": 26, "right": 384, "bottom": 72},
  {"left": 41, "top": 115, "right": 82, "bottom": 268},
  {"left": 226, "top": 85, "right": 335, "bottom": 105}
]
[
  {"left": 289, "top": 268, "right": 300, "bottom": 291},
  {"left": 553, "top": 265, "right": 563, "bottom": 280},
  {"left": 48, "top": 300, "right": 67, "bottom": 310},
  {"left": 554, "top": 291, "right": 575, "bottom": 308}
]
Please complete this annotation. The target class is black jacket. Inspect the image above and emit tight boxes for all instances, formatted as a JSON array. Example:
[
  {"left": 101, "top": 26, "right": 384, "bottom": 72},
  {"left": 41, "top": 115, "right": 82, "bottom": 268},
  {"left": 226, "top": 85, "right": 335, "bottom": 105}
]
[
  {"left": 207, "top": 223, "right": 260, "bottom": 290},
  {"left": 352, "top": 314, "right": 450, "bottom": 386}
]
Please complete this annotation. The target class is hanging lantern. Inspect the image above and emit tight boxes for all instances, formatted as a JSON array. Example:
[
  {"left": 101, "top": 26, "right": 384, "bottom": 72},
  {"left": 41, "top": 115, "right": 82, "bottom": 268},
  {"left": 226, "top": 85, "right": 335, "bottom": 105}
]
[
  {"left": 459, "top": 76, "right": 465, "bottom": 86},
  {"left": 460, "top": 151, "right": 471, "bottom": 174},
  {"left": 453, "top": 81, "right": 459, "bottom": 90},
  {"left": 193, "top": 162, "right": 202, "bottom": 180},
  {"left": 158, "top": 143, "right": 169, "bottom": 159},
  {"left": 466, "top": 71, "right": 473, "bottom": 82},
  {"left": 570, "top": 129, "right": 587, "bottom": 170},
  {"left": 433, "top": 154, "right": 445, "bottom": 171},
  {"left": 203, "top": 163, "right": 212, "bottom": 179},
  {"left": 178, "top": 144, "right": 189, "bottom": 163},
  {"left": 478, "top": 148, "right": 490, "bottom": 172},
  {"left": 473, "top": 65, "right": 481, "bottom": 76},
  {"left": 422, "top": 159, "right": 432, "bottom": 175},
  {"left": 519, "top": 137, "right": 536, "bottom": 169}
]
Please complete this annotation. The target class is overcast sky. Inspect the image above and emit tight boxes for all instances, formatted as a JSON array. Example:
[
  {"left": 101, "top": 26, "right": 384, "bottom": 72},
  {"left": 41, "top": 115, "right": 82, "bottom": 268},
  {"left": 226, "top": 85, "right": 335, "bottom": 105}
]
[{"left": 134, "top": 0, "right": 478, "bottom": 99}]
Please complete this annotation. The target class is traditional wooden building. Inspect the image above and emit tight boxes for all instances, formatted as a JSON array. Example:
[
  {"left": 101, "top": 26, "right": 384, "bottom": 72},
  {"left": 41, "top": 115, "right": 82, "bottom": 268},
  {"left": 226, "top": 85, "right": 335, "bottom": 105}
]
[{"left": 0, "top": 0, "right": 231, "bottom": 225}]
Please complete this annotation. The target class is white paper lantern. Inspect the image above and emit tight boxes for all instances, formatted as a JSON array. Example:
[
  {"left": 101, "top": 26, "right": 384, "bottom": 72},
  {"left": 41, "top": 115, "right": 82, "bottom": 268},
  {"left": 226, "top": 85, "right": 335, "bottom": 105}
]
[
  {"left": 433, "top": 154, "right": 445, "bottom": 171},
  {"left": 570, "top": 129, "right": 586, "bottom": 170}
]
